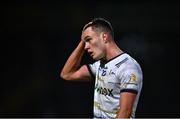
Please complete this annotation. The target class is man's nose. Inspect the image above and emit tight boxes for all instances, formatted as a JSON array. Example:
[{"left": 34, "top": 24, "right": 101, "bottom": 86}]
[{"left": 84, "top": 43, "right": 90, "bottom": 50}]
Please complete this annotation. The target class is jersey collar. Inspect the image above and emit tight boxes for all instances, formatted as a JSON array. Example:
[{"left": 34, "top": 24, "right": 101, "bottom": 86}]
[{"left": 100, "top": 52, "right": 126, "bottom": 68}]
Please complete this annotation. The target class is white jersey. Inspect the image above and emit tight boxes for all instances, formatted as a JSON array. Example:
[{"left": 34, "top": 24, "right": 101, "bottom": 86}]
[{"left": 87, "top": 53, "right": 143, "bottom": 118}]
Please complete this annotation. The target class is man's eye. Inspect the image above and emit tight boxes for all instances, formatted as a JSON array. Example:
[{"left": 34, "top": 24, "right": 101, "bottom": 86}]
[{"left": 86, "top": 38, "right": 91, "bottom": 42}]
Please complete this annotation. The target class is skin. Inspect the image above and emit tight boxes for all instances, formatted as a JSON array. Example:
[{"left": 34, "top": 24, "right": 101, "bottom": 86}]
[
  {"left": 60, "top": 24, "right": 137, "bottom": 118},
  {"left": 82, "top": 27, "right": 107, "bottom": 60}
]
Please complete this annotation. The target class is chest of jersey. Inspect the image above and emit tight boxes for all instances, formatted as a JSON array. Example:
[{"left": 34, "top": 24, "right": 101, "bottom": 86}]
[{"left": 94, "top": 66, "right": 121, "bottom": 98}]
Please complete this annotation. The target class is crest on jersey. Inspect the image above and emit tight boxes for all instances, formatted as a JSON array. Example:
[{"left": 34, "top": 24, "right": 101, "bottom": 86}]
[
  {"left": 130, "top": 74, "right": 136, "bottom": 82},
  {"left": 109, "top": 69, "right": 115, "bottom": 75}
]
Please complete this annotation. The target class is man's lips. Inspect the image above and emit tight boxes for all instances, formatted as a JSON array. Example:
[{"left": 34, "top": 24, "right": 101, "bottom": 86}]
[{"left": 88, "top": 51, "right": 93, "bottom": 56}]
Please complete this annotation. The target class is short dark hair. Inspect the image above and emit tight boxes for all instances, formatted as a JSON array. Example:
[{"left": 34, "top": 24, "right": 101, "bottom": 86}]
[{"left": 83, "top": 17, "right": 114, "bottom": 39}]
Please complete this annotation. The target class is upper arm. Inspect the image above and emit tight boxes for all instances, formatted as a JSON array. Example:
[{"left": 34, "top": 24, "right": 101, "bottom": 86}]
[
  {"left": 64, "top": 65, "right": 93, "bottom": 81},
  {"left": 119, "top": 92, "right": 136, "bottom": 111},
  {"left": 116, "top": 65, "right": 142, "bottom": 117},
  {"left": 116, "top": 92, "right": 137, "bottom": 118}
]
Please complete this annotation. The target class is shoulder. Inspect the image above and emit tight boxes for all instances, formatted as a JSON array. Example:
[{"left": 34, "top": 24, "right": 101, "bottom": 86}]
[
  {"left": 87, "top": 60, "right": 100, "bottom": 73},
  {"left": 116, "top": 53, "right": 142, "bottom": 76},
  {"left": 89, "top": 60, "right": 100, "bottom": 67}
]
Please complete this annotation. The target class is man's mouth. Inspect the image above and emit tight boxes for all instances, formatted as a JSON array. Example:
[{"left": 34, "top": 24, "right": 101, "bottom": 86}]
[{"left": 88, "top": 51, "right": 93, "bottom": 56}]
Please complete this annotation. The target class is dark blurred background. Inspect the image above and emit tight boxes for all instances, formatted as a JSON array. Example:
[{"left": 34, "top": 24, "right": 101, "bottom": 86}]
[{"left": 1, "top": 0, "right": 180, "bottom": 118}]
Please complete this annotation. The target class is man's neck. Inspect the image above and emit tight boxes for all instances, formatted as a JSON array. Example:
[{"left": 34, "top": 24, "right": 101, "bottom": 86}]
[{"left": 103, "top": 43, "right": 123, "bottom": 62}]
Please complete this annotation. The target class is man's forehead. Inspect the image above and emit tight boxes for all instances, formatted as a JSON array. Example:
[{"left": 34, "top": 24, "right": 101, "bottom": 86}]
[
  {"left": 83, "top": 26, "right": 92, "bottom": 33},
  {"left": 81, "top": 27, "right": 94, "bottom": 39}
]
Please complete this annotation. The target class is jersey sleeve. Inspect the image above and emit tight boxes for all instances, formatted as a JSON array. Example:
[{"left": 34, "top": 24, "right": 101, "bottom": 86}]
[{"left": 119, "top": 68, "right": 142, "bottom": 94}]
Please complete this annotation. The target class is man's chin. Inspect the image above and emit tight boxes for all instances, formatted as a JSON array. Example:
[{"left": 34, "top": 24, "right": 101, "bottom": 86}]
[
  {"left": 91, "top": 56, "right": 97, "bottom": 60},
  {"left": 92, "top": 56, "right": 101, "bottom": 60}
]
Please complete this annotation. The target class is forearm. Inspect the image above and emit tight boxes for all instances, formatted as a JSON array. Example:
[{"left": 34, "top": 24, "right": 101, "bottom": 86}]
[
  {"left": 116, "top": 109, "right": 132, "bottom": 119},
  {"left": 60, "top": 41, "right": 85, "bottom": 79}
]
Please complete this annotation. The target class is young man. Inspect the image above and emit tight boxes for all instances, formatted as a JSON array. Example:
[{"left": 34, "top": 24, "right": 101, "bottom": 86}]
[{"left": 60, "top": 18, "right": 143, "bottom": 118}]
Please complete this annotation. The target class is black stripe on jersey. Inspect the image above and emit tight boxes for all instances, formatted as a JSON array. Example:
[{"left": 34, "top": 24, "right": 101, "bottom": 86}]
[
  {"left": 115, "top": 57, "right": 128, "bottom": 68},
  {"left": 100, "top": 52, "right": 126, "bottom": 65},
  {"left": 94, "top": 115, "right": 103, "bottom": 118},
  {"left": 86, "top": 64, "right": 95, "bottom": 79},
  {"left": 120, "top": 89, "right": 138, "bottom": 94}
]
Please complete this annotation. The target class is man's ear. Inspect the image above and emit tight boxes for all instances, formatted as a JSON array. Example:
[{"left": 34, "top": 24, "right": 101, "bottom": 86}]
[{"left": 102, "top": 32, "right": 108, "bottom": 43}]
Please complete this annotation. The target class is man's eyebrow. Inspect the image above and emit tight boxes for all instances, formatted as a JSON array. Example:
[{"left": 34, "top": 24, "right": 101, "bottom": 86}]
[{"left": 84, "top": 36, "right": 91, "bottom": 41}]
